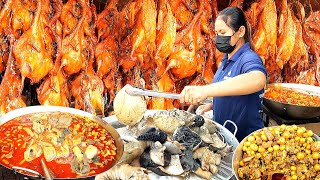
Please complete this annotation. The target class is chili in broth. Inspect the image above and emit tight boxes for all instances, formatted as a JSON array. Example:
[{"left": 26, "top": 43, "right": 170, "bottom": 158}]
[
  {"left": 264, "top": 86, "right": 320, "bottom": 107},
  {"left": 0, "top": 112, "right": 117, "bottom": 178}
]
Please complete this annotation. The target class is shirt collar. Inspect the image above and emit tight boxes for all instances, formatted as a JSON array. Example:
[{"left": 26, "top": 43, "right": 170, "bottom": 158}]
[{"left": 226, "top": 42, "right": 251, "bottom": 62}]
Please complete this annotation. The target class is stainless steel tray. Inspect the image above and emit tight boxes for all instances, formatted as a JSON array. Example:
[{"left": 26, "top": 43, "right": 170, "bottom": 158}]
[{"left": 103, "top": 110, "right": 239, "bottom": 180}]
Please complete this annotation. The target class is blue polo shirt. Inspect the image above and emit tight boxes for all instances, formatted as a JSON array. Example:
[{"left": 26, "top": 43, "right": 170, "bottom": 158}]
[{"left": 212, "top": 42, "right": 267, "bottom": 141}]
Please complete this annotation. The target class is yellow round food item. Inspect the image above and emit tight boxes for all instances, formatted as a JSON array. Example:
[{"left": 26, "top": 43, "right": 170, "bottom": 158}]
[
  {"left": 113, "top": 84, "right": 147, "bottom": 126},
  {"left": 278, "top": 137, "right": 286, "bottom": 145},
  {"left": 258, "top": 146, "right": 266, "bottom": 153},
  {"left": 240, "top": 160, "right": 244, "bottom": 166},
  {"left": 305, "top": 149, "right": 311, "bottom": 155},
  {"left": 244, "top": 141, "right": 251, "bottom": 147},
  {"left": 306, "top": 130, "right": 313, "bottom": 137},
  {"left": 312, "top": 153, "right": 319, "bottom": 160},
  {"left": 248, "top": 135, "right": 255, "bottom": 142},
  {"left": 297, "top": 128, "right": 304, "bottom": 136},
  {"left": 300, "top": 138, "right": 306, "bottom": 144},
  {"left": 261, "top": 134, "right": 268, "bottom": 141},
  {"left": 242, "top": 146, "right": 247, "bottom": 151},
  {"left": 297, "top": 152, "right": 305, "bottom": 160},
  {"left": 273, "top": 145, "right": 280, "bottom": 151},
  {"left": 250, "top": 144, "right": 258, "bottom": 152},
  {"left": 292, "top": 125, "right": 298, "bottom": 130}
]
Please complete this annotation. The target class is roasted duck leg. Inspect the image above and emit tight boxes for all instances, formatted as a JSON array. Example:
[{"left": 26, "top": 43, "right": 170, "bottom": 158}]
[{"left": 253, "top": 0, "right": 276, "bottom": 62}]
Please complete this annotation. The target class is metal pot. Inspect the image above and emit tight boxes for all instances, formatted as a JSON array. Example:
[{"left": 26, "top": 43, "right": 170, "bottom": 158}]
[
  {"left": 0, "top": 106, "right": 124, "bottom": 180},
  {"left": 263, "top": 83, "right": 320, "bottom": 119},
  {"left": 232, "top": 128, "right": 320, "bottom": 180},
  {"left": 103, "top": 110, "right": 239, "bottom": 180}
]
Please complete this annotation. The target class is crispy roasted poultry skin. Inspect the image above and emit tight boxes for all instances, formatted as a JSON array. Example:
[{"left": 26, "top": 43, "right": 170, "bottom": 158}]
[
  {"left": 155, "top": 0, "right": 176, "bottom": 68},
  {"left": 302, "top": 11, "right": 320, "bottom": 85},
  {"left": 36, "top": 0, "right": 71, "bottom": 107},
  {"left": 169, "top": 0, "right": 193, "bottom": 30},
  {"left": 13, "top": 0, "right": 55, "bottom": 84},
  {"left": 288, "top": 2, "right": 308, "bottom": 69},
  {"left": 0, "top": 43, "right": 26, "bottom": 115},
  {"left": 64, "top": 0, "right": 105, "bottom": 116},
  {"left": 96, "top": 0, "right": 118, "bottom": 41},
  {"left": 130, "top": 0, "right": 157, "bottom": 67},
  {"left": 60, "top": 0, "right": 97, "bottom": 75},
  {"left": 253, "top": 0, "right": 276, "bottom": 62},
  {"left": 164, "top": 11, "right": 202, "bottom": 80},
  {"left": 11, "top": 0, "right": 37, "bottom": 39},
  {"left": 37, "top": 69, "right": 70, "bottom": 107},
  {"left": 275, "top": 0, "right": 296, "bottom": 70},
  {"left": 0, "top": 0, "right": 12, "bottom": 73},
  {"left": 71, "top": 67, "right": 105, "bottom": 116}
]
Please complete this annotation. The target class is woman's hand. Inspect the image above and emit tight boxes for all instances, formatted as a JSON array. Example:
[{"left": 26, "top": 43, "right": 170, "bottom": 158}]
[
  {"left": 195, "top": 103, "right": 213, "bottom": 115},
  {"left": 180, "top": 86, "right": 208, "bottom": 105}
]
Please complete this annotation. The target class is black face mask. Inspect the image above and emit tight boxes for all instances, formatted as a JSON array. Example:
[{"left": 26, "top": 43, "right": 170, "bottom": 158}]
[{"left": 215, "top": 32, "right": 238, "bottom": 54}]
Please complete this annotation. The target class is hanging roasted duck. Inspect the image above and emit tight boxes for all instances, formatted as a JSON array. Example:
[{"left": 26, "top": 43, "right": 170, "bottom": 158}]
[
  {"left": 66, "top": 0, "right": 105, "bottom": 116},
  {"left": 169, "top": 0, "right": 194, "bottom": 30},
  {"left": 275, "top": 0, "right": 296, "bottom": 70},
  {"left": 13, "top": 0, "right": 55, "bottom": 84},
  {"left": 60, "top": 0, "right": 97, "bottom": 75},
  {"left": 0, "top": 0, "right": 12, "bottom": 73},
  {"left": 0, "top": 39, "right": 26, "bottom": 115},
  {"left": 11, "top": 0, "right": 37, "bottom": 39},
  {"left": 153, "top": 0, "right": 176, "bottom": 109},
  {"left": 130, "top": 0, "right": 157, "bottom": 69},
  {"left": 37, "top": 0, "right": 70, "bottom": 107},
  {"left": 96, "top": 0, "right": 118, "bottom": 41},
  {"left": 164, "top": 11, "right": 202, "bottom": 80},
  {"left": 302, "top": 11, "right": 320, "bottom": 85},
  {"left": 288, "top": 1, "right": 308, "bottom": 69}
]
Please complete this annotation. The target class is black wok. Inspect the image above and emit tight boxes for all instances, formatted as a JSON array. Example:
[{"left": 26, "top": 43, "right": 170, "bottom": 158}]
[{"left": 263, "top": 83, "right": 320, "bottom": 119}]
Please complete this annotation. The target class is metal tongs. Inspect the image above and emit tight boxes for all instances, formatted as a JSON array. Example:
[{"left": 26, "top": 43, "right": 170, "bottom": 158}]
[{"left": 125, "top": 84, "right": 212, "bottom": 104}]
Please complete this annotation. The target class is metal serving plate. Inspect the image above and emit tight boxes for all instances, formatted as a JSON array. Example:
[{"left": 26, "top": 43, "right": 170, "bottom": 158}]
[
  {"left": 263, "top": 83, "right": 320, "bottom": 119},
  {"left": 103, "top": 110, "right": 239, "bottom": 180}
]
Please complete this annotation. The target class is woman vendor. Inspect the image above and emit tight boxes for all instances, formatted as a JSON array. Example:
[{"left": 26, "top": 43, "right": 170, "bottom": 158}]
[{"left": 180, "top": 7, "right": 267, "bottom": 141}]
